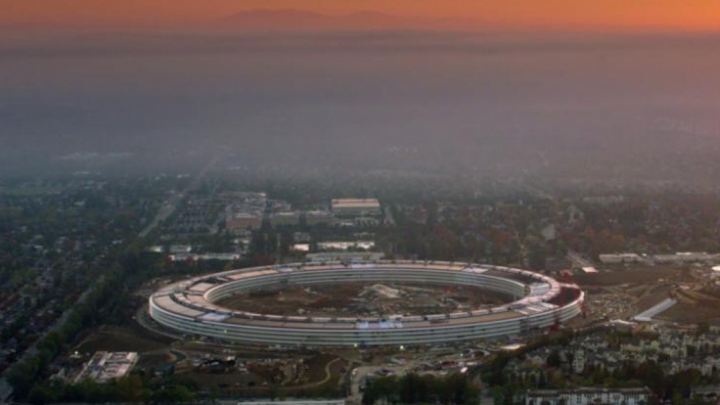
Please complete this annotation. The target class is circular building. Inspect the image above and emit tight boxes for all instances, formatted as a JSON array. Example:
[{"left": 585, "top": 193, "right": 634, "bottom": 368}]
[{"left": 148, "top": 261, "right": 584, "bottom": 347}]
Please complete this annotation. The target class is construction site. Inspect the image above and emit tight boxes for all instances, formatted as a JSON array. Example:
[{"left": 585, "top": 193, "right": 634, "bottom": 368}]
[
  {"left": 573, "top": 265, "right": 720, "bottom": 326},
  {"left": 217, "top": 282, "right": 511, "bottom": 318}
]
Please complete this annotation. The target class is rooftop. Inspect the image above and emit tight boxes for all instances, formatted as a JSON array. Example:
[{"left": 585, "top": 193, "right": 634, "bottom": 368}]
[{"left": 331, "top": 198, "right": 381, "bottom": 209}]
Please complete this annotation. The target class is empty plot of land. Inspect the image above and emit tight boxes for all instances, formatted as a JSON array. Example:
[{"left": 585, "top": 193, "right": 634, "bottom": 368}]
[
  {"left": 217, "top": 282, "right": 510, "bottom": 317},
  {"left": 178, "top": 354, "right": 345, "bottom": 395},
  {"left": 634, "top": 284, "right": 674, "bottom": 312},
  {"left": 136, "top": 352, "right": 175, "bottom": 368},
  {"left": 574, "top": 268, "right": 685, "bottom": 286},
  {"left": 179, "top": 369, "right": 266, "bottom": 390},
  {"left": 74, "top": 326, "right": 169, "bottom": 354},
  {"left": 656, "top": 302, "right": 720, "bottom": 325},
  {"left": 633, "top": 298, "right": 677, "bottom": 322}
]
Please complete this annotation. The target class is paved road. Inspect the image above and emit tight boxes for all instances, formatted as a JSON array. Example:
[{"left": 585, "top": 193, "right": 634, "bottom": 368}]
[
  {"left": 567, "top": 250, "right": 595, "bottom": 269},
  {"left": 139, "top": 156, "right": 219, "bottom": 238},
  {"left": 139, "top": 201, "right": 177, "bottom": 238}
]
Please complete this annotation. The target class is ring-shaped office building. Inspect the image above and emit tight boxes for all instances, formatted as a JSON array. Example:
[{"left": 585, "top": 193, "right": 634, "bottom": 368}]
[{"left": 148, "top": 261, "right": 583, "bottom": 346}]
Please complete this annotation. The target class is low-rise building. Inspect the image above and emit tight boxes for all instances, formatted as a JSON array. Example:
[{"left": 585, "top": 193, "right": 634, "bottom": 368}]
[
  {"left": 169, "top": 253, "right": 241, "bottom": 262},
  {"left": 317, "top": 241, "right": 375, "bottom": 251},
  {"left": 598, "top": 253, "right": 644, "bottom": 265},
  {"left": 331, "top": 198, "right": 381, "bottom": 218},
  {"left": 304, "top": 211, "right": 336, "bottom": 226},
  {"left": 354, "top": 217, "right": 381, "bottom": 227},
  {"left": 526, "top": 387, "right": 651, "bottom": 405},
  {"left": 74, "top": 352, "right": 139, "bottom": 383},
  {"left": 270, "top": 211, "right": 300, "bottom": 227},
  {"left": 169, "top": 245, "right": 192, "bottom": 254},
  {"left": 572, "top": 349, "right": 585, "bottom": 374},
  {"left": 654, "top": 252, "right": 711, "bottom": 264},
  {"left": 305, "top": 252, "right": 385, "bottom": 262},
  {"left": 226, "top": 213, "right": 263, "bottom": 230}
]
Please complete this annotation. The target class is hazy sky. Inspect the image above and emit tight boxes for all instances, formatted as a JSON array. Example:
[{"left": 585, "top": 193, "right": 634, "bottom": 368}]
[
  {"left": 4, "top": 0, "right": 720, "bottom": 32},
  {"left": 3, "top": 2, "right": 720, "bottom": 185},
  {"left": 2, "top": 30, "right": 720, "bottom": 183}
]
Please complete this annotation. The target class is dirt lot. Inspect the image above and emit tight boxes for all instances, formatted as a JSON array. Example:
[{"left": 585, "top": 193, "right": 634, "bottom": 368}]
[
  {"left": 656, "top": 302, "right": 720, "bottom": 325},
  {"left": 633, "top": 284, "right": 674, "bottom": 312},
  {"left": 179, "top": 370, "right": 266, "bottom": 389},
  {"left": 574, "top": 266, "right": 720, "bottom": 325},
  {"left": 574, "top": 267, "right": 687, "bottom": 286},
  {"left": 178, "top": 354, "right": 346, "bottom": 396},
  {"left": 301, "top": 354, "right": 345, "bottom": 386},
  {"left": 218, "top": 282, "right": 509, "bottom": 317},
  {"left": 136, "top": 352, "right": 175, "bottom": 368}
]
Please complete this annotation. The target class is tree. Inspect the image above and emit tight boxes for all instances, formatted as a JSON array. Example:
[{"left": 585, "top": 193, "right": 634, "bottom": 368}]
[
  {"left": 696, "top": 322, "right": 710, "bottom": 336},
  {"left": 6, "top": 360, "right": 38, "bottom": 399},
  {"left": 362, "top": 388, "right": 377, "bottom": 405},
  {"left": 152, "top": 385, "right": 194, "bottom": 404},
  {"left": 364, "top": 373, "right": 479, "bottom": 405},
  {"left": 268, "top": 384, "right": 280, "bottom": 401},
  {"left": 546, "top": 349, "right": 562, "bottom": 368},
  {"left": 115, "top": 375, "right": 147, "bottom": 402},
  {"left": 672, "top": 391, "right": 684, "bottom": 405},
  {"left": 28, "top": 384, "right": 57, "bottom": 405}
]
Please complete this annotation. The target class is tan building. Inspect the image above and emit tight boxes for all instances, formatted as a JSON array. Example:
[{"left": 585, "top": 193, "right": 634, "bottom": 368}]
[
  {"left": 304, "top": 210, "right": 336, "bottom": 226},
  {"left": 331, "top": 198, "right": 381, "bottom": 217},
  {"left": 270, "top": 211, "right": 300, "bottom": 227},
  {"left": 226, "top": 213, "right": 262, "bottom": 230}
]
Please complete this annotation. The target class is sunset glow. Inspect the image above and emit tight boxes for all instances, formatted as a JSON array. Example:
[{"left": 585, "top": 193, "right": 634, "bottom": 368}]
[{"left": 4, "top": 0, "right": 720, "bottom": 31}]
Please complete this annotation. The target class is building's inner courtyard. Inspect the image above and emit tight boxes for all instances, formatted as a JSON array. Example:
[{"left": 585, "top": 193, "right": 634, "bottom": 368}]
[{"left": 216, "top": 282, "right": 512, "bottom": 317}]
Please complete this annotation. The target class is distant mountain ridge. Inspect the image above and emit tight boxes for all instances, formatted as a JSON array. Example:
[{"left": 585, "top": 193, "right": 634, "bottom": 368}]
[{"left": 216, "top": 8, "right": 487, "bottom": 31}]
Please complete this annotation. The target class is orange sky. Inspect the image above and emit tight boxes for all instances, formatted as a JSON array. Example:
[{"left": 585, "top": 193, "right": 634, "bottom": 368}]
[{"left": 4, "top": 0, "right": 720, "bottom": 31}]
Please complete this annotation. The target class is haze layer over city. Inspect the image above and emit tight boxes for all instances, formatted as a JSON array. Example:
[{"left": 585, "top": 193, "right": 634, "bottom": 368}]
[
  {"left": 3, "top": 2, "right": 720, "bottom": 405},
  {"left": 2, "top": 3, "right": 720, "bottom": 188}
]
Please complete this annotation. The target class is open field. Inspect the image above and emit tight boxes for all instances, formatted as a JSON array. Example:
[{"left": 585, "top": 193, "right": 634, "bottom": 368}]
[{"left": 74, "top": 325, "right": 170, "bottom": 354}]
